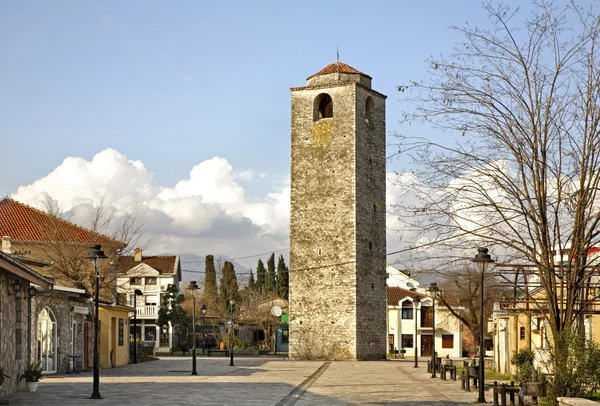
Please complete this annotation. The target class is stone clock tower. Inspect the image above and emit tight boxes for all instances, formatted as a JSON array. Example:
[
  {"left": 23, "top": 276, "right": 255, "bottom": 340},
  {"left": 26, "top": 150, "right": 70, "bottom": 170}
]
[{"left": 289, "top": 62, "right": 387, "bottom": 360}]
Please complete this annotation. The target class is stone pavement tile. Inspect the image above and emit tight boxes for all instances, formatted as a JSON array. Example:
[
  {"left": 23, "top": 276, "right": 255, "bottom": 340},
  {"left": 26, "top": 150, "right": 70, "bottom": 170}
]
[{"left": 15, "top": 357, "right": 485, "bottom": 405}]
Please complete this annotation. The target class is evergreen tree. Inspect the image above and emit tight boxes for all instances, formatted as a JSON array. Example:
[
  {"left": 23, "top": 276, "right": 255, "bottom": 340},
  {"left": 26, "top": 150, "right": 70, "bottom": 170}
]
[
  {"left": 157, "top": 283, "right": 191, "bottom": 350},
  {"left": 219, "top": 261, "right": 239, "bottom": 313},
  {"left": 265, "top": 253, "right": 276, "bottom": 293},
  {"left": 276, "top": 255, "right": 289, "bottom": 300},
  {"left": 204, "top": 254, "right": 219, "bottom": 313},
  {"left": 247, "top": 269, "right": 256, "bottom": 291},
  {"left": 256, "top": 259, "right": 266, "bottom": 294}
]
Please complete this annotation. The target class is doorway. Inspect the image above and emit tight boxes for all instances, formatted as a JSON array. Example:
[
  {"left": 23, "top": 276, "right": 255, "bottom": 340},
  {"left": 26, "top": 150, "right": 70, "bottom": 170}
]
[
  {"left": 421, "top": 334, "right": 433, "bottom": 357},
  {"left": 37, "top": 307, "right": 57, "bottom": 373}
]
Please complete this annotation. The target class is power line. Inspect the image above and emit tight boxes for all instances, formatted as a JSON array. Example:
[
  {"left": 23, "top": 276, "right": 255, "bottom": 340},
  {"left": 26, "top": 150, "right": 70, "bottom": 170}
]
[{"left": 180, "top": 248, "right": 289, "bottom": 264}]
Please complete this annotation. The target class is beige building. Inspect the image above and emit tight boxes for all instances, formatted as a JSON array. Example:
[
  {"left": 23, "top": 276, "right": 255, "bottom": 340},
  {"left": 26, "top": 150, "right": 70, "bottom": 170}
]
[{"left": 98, "top": 302, "right": 133, "bottom": 368}]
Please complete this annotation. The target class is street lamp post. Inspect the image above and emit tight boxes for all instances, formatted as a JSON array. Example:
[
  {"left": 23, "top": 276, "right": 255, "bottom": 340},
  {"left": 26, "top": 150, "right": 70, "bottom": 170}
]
[
  {"left": 472, "top": 247, "right": 494, "bottom": 403},
  {"left": 413, "top": 296, "right": 421, "bottom": 368},
  {"left": 229, "top": 297, "right": 235, "bottom": 367},
  {"left": 428, "top": 283, "right": 440, "bottom": 378},
  {"left": 189, "top": 281, "right": 199, "bottom": 375},
  {"left": 86, "top": 244, "right": 108, "bottom": 400},
  {"left": 201, "top": 305, "right": 207, "bottom": 354},
  {"left": 132, "top": 289, "right": 143, "bottom": 364}
]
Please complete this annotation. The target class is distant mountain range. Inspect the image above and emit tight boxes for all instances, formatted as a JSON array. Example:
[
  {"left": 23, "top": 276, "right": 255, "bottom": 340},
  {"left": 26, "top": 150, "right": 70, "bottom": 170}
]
[{"left": 160, "top": 252, "right": 251, "bottom": 284}]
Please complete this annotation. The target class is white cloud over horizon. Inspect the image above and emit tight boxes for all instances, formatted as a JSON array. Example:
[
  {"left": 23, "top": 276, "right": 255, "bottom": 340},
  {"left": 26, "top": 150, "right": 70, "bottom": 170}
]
[{"left": 12, "top": 148, "right": 408, "bottom": 269}]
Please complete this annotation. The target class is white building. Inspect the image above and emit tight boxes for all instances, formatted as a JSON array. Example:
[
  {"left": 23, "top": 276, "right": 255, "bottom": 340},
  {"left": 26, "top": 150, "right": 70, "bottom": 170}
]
[
  {"left": 386, "top": 265, "right": 463, "bottom": 358},
  {"left": 116, "top": 248, "right": 181, "bottom": 351}
]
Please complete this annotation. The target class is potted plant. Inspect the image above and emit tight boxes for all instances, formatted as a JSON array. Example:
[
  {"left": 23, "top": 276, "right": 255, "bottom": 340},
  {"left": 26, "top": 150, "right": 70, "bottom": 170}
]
[
  {"left": 19, "top": 362, "right": 43, "bottom": 392},
  {"left": 0, "top": 365, "right": 10, "bottom": 388}
]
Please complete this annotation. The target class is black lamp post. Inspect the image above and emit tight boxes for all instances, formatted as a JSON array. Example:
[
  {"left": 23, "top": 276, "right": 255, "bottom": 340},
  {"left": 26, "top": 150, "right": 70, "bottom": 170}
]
[
  {"left": 428, "top": 283, "right": 440, "bottom": 378},
  {"left": 28, "top": 286, "right": 37, "bottom": 364},
  {"left": 132, "top": 289, "right": 143, "bottom": 364},
  {"left": 189, "top": 281, "right": 199, "bottom": 375},
  {"left": 229, "top": 297, "right": 235, "bottom": 367},
  {"left": 201, "top": 304, "right": 207, "bottom": 354},
  {"left": 413, "top": 296, "right": 420, "bottom": 368},
  {"left": 86, "top": 244, "right": 107, "bottom": 400},
  {"left": 472, "top": 247, "right": 494, "bottom": 403}
]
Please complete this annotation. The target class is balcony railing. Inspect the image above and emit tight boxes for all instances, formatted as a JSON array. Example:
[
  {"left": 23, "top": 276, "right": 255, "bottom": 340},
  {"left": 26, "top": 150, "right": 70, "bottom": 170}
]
[{"left": 135, "top": 305, "right": 157, "bottom": 317}]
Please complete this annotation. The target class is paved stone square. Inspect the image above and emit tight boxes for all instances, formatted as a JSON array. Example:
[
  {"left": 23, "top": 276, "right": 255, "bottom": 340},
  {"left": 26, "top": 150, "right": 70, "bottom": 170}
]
[{"left": 15, "top": 357, "right": 483, "bottom": 405}]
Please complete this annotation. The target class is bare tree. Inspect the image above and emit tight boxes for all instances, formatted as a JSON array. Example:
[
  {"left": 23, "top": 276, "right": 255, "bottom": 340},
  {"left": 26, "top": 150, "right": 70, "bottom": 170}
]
[
  {"left": 392, "top": 1, "right": 600, "bottom": 396},
  {"left": 437, "top": 267, "right": 505, "bottom": 350},
  {"left": 32, "top": 194, "right": 157, "bottom": 297}
]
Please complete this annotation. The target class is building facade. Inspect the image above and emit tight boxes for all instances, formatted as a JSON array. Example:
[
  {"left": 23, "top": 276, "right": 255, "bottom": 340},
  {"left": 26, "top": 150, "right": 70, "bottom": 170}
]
[
  {"left": 0, "top": 252, "right": 53, "bottom": 397},
  {"left": 289, "top": 62, "right": 387, "bottom": 360},
  {"left": 116, "top": 249, "right": 181, "bottom": 351}
]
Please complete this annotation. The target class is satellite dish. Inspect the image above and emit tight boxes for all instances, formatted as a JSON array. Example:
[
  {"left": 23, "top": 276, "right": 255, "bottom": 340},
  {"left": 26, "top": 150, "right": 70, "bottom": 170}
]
[{"left": 271, "top": 305, "right": 283, "bottom": 317}]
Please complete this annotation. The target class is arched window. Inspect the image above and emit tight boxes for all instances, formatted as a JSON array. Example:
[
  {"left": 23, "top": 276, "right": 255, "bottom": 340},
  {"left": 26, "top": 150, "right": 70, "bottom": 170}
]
[
  {"left": 314, "top": 93, "right": 333, "bottom": 120},
  {"left": 365, "top": 96, "right": 374, "bottom": 124},
  {"left": 37, "top": 307, "right": 57, "bottom": 373}
]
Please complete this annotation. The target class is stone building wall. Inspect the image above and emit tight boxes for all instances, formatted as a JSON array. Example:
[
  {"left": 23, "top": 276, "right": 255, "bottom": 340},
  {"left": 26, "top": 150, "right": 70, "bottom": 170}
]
[
  {"left": 354, "top": 86, "right": 387, "bottom": 359},
  {"left": 289, "top": 67, "right": 386, "bottom": 360},
  {"left": 0, "top": 273, "right": 26, "bottom": 396},
  {"left": 31, "top": 291, "right": 91, "bottom": 374}
]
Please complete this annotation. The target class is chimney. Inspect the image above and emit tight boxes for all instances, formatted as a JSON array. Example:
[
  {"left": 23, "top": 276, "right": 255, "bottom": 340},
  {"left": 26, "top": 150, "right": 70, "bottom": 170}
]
[
  {"left": 134, "top": 248, "right": 142, "bottom": 262},
  {"left": 1, "top": 236, "right": 11, "bottom": 254}
]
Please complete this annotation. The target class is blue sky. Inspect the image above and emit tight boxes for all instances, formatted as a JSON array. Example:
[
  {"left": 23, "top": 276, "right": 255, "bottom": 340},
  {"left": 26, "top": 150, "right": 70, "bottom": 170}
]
[
  {"left": 0, "top": 0, "right": 511, "bottom": 196},
  {"left": 0, "top": 0, "right": 555, "bottom": 267}
]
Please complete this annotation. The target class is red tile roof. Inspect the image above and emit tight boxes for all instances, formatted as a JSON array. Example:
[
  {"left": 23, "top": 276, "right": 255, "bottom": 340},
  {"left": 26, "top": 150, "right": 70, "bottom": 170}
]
[
  {"left": 307, "top": 62, "right": 371, "bottom": 80},
  {"left": 387, "top": 286, "right": 427, "bottom": 305},
  {"left": 0, "top": 198, "right": 124, "bottom": 246},
  {"left": 117, "top": 255, "right": 177, "bottom": 275}
]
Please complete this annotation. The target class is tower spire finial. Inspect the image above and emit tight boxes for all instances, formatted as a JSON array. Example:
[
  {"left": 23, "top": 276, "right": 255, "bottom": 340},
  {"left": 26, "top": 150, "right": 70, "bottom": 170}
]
[{"left": 336, "top": 46, "right": 340, "bottom": 62}]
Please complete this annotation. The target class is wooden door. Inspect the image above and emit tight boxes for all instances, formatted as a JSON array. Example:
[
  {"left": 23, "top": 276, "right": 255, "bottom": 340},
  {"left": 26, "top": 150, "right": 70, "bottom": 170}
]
[
  {"left": 388, "top": 334, "right": 395, "bottom": 353},
  {"left": 421, "top": 334, "right": 433, "bottom": 357}
]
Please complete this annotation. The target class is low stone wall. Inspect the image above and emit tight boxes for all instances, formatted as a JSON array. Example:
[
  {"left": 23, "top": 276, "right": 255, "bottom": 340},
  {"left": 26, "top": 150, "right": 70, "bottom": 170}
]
[
  {"left": 558, "top": 397, "right": 599, "bottom": 406},
  {"left": 233, "top": 349, "right": 259, "bottom": 356}
]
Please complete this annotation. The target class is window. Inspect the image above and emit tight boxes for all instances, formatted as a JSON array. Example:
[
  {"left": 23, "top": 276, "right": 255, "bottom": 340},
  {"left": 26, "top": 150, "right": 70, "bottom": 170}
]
[
  {"left": 442, "top": 334, "right": 454, "bottom": 349},
  {"left": 401, "top": 334, "right": 414, "bottom": 348},
  {"left": 314, "top": 93, "right": 333, "bottom": 120},
  {"left": 281, "top": 328, "right": 289, "bottom": 344},
  {"left": 145, "top": 277, "right": 157, "bottom": 285},
  {"left": 520, "top": 327, "right": 526, "bottom": 340},
  {"left": 118, "top": 319, "right": 124, "bottom": 346},
  {"left": 365, "top": 96, "right": 373, "bottom": 124},
  {"left": 130, "top": 277, "right": 142, "bottom": 285},
  {"left": 401, "top": 302, "right": 413, "bottom": 319},
  {"left": 421, "top": 306, "right": 433, "bottom": 327}
]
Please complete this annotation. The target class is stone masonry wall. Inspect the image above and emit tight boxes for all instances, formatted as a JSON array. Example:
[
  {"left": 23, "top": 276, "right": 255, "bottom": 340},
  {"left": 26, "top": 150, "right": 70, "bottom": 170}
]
[
  {"left": 289, "top": 70, "right": 386, "bottom": 360},
  {"left": 354, "top": 86, "right": 387, "bottom": 360},
  {"left": 0, "top": 272, "right": 26, "bottom": 396}
]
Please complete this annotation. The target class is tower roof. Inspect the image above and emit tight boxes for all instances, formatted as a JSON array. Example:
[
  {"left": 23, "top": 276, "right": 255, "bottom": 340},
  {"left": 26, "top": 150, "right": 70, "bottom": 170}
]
[{"left": 307, "top": 61, "right": 372, "bottom": 80}]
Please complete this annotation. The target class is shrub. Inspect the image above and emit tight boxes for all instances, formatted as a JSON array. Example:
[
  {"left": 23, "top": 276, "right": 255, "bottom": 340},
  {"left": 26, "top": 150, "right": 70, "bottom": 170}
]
[{"left": 511, "top": 347, "right": 535, "bottom": 382}]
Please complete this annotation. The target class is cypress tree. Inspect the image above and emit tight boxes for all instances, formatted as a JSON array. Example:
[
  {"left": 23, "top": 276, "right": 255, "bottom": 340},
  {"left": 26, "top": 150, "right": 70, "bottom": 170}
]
[
  {"left": 247, "top": 269, "right": 256, "bottom": 291},
  {"left": 204, "top": 254, "right": 219, "bottom": 315},
  {"left": 276, "top": 255, "right": 289, "bottom": 300},
  {"left": 265, "top": 253, "right": 276, "bottom": 293},
  {"left": 256, "top": 259, "right": 266, "bottom": 294},
  {"left": 219, "top": 261, "right": 239, "bottom": 313}
]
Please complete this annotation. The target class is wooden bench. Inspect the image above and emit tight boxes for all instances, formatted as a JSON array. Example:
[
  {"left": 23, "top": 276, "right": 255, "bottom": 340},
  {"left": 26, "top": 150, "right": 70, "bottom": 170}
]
[
  {"left": 460, "top": 370, "right": 479, "bottom": 391},
  {"left": 441, "top": 364, "right": 457, "bottom": 381},
  {"left": 493, "top": 381, "right": 523, "bottom": 406},
  {"left": 207, "top": 348, "right": 229, "bottom": 357}
]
